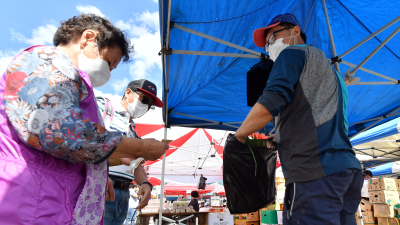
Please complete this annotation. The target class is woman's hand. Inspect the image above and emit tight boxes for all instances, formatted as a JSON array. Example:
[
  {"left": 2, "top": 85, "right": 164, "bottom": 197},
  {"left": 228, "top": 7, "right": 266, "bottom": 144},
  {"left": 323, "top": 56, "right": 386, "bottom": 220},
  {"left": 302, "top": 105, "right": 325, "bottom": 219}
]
[
  {"left": 136, "top": 183, "right": 152, "bottom": 209},
  {"left": 106, "top": 177, "right": 115, "bottom": 201}
]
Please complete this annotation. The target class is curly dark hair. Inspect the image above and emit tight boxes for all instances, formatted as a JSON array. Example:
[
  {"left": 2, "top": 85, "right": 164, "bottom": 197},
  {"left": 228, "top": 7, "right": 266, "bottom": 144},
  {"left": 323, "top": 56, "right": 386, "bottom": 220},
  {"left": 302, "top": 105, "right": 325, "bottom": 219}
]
[{"left": 53, "top": 14, "right": 133, "bottom": 62}]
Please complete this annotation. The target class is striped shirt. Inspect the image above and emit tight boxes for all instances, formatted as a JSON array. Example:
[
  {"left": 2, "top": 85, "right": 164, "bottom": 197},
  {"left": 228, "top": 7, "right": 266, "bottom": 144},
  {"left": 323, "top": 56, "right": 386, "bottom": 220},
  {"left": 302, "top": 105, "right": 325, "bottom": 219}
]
[{"left": 97, "top": 97, "right": 139, "bottom": 181}]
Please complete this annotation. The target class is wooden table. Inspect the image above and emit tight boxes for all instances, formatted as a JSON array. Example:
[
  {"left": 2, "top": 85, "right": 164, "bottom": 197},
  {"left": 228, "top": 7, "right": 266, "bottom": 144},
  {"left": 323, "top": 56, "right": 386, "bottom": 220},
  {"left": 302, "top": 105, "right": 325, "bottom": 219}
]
[{"left": 138, "top": 212, "right": 209, "bottom": 225}]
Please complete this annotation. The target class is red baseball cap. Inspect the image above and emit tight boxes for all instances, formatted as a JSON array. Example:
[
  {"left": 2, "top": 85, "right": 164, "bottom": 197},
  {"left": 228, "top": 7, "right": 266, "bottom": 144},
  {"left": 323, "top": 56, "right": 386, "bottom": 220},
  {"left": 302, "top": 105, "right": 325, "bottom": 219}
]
[
  {"left": 127, "top": 79, "right": 163, "bottom": 107},
  {"left": 253, "top": 13, "right": 301, "bottom": 47}
]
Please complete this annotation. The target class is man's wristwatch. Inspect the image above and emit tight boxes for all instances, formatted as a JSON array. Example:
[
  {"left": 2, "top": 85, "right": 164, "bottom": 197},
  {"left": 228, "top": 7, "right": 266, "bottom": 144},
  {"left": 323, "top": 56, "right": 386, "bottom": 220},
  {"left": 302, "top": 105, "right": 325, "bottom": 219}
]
[{"left": 142, "top": 181, "right": 153, "bottom": 191}]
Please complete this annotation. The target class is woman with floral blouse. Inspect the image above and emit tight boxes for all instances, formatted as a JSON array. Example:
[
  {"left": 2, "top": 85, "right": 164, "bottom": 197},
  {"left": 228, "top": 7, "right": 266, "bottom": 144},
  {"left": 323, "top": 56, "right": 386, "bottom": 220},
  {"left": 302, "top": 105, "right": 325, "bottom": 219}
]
[{"left": 0, "top": 14, "right": 168, "bottom": 225}]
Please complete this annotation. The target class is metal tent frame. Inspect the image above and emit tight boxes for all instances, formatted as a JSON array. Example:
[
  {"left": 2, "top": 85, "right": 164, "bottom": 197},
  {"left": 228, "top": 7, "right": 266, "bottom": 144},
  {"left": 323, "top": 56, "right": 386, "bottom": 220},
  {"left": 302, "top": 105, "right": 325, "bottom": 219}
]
[{"left": 158, "top": 0, "right": 400, "bottom": 223}]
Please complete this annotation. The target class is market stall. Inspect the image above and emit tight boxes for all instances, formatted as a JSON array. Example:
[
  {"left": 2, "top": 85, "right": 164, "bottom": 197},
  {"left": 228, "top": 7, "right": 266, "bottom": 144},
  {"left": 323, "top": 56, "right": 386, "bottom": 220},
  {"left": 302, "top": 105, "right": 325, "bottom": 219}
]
[{"left": 351, "top": 116, "right": 400, "bottom": 169}]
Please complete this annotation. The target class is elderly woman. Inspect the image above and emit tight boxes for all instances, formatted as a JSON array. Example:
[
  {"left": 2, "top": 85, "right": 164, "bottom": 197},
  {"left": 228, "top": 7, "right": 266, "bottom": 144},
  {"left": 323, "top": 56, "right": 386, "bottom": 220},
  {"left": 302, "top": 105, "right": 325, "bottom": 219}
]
[{"left": 0, "top": 14, "right": 168, "bottom": 225}]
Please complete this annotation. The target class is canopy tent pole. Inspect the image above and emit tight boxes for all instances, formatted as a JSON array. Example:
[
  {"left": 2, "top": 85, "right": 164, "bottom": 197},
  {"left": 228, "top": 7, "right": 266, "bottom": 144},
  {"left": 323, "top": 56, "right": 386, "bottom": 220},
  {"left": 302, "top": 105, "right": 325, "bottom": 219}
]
[
  {"left": 338, "top": 15, "right": 400, "bottom": 59},
  {"left": 172, "top": 111, "right": 240, "bottom": 129},
  {"left": 159, "top": 0, "right": 172, "bottom": 223},
  {"left": 354, "top": 82, "right": 399, "bottom": 85},
  {"left": 173, "top": 24, "right": 265, "bottom": 58},
  {"left": 349, "top": 25, "right": 400, "bottom": 76},
  {"left": 321, "top": 0, "right": 341, "bottom": 74},
  {"left": 171, "top": 50, "right": 262, "bottom": 58},
  {"left": 350, "top": 112, "right": 400, "bottom": 126},
  {"left": 341, "top": 60, "right": 399, "bottom": 84}
]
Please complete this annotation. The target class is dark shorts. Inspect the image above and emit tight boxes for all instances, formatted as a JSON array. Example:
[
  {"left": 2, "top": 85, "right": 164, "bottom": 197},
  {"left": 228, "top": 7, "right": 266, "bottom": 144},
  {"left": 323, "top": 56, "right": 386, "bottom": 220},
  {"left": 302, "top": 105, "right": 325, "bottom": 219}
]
[{"left": 283, "top": 169, "right": 363, "bottom": 225}]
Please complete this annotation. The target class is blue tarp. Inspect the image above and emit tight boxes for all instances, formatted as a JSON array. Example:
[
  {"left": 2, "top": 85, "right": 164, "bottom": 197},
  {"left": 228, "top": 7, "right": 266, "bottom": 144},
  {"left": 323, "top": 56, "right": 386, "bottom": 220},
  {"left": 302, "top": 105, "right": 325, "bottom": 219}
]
[
  {"left": 159, "top": 0, "right": 400, "bottom": 135},
  {"left": 369, "top": 162, "right": 395, "bottom": 176}
]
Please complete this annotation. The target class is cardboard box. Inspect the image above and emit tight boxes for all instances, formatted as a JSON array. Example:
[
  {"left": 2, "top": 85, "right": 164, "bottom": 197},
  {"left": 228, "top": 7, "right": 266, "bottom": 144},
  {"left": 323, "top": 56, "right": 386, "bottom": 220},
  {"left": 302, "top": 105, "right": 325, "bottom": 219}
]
[
  {"left": 396, "top": 180, "right": 400, "bottom": 190},
  {"left": 377, "top": 217, "right": 400, "bottom": 225},
  {"left": 208, "top": 213, "right": 234, "bottom": 225},
  {"left": 361, "top": 199, "right": 373, "bottom": 212},
  {"left": 233, "top": 214, "right": 247, "bottom": 221},
  {"left": 373, "top": 204, "right": 396, "bottom": 218},
  {"left": 369, "top": 191, "right": 400, "bottom": 205},
  {"left": 355, "top": 211, "right": 377, "bottom": 224},
  {"left": 247, "top": 211, "right": 260, "bottom": 222},
  {"left": 246, "top": 222, "right": 259, "bottom": 225},
  {"left": 234, "top": 221, "right": 246, "bottom": 225},
  {"left": 369, "top": 178, "right": 397, "bottom": 191}
]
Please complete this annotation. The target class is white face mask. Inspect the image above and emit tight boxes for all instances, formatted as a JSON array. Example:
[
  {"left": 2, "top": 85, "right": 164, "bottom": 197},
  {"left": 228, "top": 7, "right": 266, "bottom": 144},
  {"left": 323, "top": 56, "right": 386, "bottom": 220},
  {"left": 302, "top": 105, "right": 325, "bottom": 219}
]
[
  {"left": 127, "top": 95, "right": 148, "bottom": 119},
  {"left": 267, "top": 30, "right": 297, "bottom": 62},
  {"left": 77, "top": 44, "right": 111, "bottom": 88}
]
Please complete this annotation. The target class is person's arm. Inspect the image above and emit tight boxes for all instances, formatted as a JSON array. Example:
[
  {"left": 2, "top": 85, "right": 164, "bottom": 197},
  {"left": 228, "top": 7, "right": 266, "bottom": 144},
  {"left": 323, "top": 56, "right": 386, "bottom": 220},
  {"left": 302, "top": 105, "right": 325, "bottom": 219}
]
[
  {"left": 235, "top": 103, "right": 274, "bottom": 143},
  {"left": 235, "top": 47, "right": 305, "bottom": 143},
  {"left": 3, "top": 46, "right": 168, "bottom": 164},
  {"left": 135, "top": 165, "right": 151, "bottom": 209}
]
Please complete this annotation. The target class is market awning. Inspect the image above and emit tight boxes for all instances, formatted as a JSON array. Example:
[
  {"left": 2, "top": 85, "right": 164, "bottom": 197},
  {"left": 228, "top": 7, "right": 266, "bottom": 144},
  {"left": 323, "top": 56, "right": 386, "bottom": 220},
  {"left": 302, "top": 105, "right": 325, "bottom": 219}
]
[{"left": 351, "top": 116, "right": 400, "bottom": 168}]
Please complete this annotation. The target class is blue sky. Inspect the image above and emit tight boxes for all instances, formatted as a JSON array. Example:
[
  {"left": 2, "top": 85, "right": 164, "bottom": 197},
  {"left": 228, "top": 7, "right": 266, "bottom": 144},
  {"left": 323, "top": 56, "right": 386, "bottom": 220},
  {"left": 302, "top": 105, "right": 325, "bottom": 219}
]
[{"left": 0, "top": 0, "right": 163, "bottom": 103}]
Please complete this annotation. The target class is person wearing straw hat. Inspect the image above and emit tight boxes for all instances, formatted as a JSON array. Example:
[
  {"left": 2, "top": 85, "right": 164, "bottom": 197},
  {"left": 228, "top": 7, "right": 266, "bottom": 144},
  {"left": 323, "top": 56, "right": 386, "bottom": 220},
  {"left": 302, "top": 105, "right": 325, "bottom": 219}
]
[
  {"left": 234, "top": 13, "right": 362, "bottom": 225},
  {"left": 97, "top": 79, "right": 163, "bottom": 225}
]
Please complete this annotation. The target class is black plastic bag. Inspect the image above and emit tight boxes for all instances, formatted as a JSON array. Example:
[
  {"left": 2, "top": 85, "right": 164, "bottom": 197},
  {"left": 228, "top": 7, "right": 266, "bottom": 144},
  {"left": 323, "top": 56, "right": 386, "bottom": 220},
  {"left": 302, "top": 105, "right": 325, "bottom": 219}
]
[
  {"left": 247, "top": 58, "right": 274, "bottom": 107},
  {"left": 223, "top": 133, "right": 277, "bottom": 214}
]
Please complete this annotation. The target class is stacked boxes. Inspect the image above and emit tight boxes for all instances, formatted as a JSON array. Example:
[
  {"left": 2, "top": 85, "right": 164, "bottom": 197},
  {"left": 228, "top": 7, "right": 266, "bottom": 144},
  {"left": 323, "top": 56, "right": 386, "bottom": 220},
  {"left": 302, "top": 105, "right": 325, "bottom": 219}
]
[
  {"left": 246, "top": 211, "right": 260, "bottom": 225},
  {"left": 233, "top": 214, "right": 247, "bottom": 225},
  {"left": 355, "top": 211, "right": 376, "bottom": 224},
  {"left": 367, "top": 178, "right": 400, "bottom": 225},
  {"left": 377, "top": 217, "right": 400, "bottom": 225},
  {"left": 369, "top": 178, "right": 399, "bottom": 205}
]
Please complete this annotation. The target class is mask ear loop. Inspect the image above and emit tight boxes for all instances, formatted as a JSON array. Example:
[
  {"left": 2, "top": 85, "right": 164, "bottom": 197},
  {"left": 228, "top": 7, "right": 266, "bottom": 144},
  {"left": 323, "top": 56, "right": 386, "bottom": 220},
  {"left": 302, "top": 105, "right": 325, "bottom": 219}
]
[{"left": 95, "top": 41, "right": 101, "bottom": 60}]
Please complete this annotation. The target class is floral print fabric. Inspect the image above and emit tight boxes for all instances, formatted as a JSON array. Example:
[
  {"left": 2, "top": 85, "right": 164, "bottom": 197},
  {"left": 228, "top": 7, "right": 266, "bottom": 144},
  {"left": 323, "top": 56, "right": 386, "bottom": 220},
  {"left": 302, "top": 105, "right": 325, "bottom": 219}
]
[{"left": 3, "top": 46, "right": 122, "bottom": 164}]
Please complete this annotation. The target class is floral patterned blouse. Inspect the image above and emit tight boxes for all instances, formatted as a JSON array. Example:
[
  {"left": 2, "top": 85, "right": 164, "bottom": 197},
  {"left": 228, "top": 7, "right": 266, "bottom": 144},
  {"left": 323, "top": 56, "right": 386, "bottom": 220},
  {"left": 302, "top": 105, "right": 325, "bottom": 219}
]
[{"left": 3, "top": 46, "right": 122, "bottom": 164}]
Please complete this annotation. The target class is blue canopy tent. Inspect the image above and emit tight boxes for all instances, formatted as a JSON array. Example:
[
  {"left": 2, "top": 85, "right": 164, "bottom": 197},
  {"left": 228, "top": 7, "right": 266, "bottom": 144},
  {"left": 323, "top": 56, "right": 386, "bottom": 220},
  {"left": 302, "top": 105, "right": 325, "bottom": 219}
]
[
  {"left": 369, "top": 162, "right": 400, "bottom": 177},
  {"left": 351, "top": 116, "right": 400, "bottom": 169},
  {"left": 155, "top": 0, "right": 400, "bottom": 221}
]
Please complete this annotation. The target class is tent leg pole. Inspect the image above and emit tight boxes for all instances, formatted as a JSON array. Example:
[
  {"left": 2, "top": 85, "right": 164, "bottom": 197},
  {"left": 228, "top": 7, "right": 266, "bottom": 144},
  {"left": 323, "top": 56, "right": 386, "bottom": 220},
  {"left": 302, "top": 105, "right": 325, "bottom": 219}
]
[
  {"left": 158, "top": 127, "right": 168, "bottom": 225},
  {"left": 159, "top": 0, "right": 172, "bottom": 222},
  {"left": 357, "top": 205, "right": 364, "bottom": 225},
  {"left": 322, "top": 0, "right": 340, "bottom": 74}
]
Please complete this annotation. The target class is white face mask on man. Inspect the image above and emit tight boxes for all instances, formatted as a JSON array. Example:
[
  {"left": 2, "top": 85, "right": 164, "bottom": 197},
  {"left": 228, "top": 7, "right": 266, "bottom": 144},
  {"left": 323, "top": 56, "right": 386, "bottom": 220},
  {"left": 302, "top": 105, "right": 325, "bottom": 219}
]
[
  {"left": 266, "top": 30, "right": 297, "bottom": 62},
  {"left": 127, "top": 94, "right": 148, "bottom": 119},
  {"left": 78, "top": 43, "right": 111, "bottom": 88}
]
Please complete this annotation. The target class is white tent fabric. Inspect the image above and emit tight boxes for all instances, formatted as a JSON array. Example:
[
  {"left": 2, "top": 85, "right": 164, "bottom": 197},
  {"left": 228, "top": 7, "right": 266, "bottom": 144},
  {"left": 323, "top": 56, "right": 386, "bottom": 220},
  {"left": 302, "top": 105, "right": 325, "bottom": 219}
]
[
  {"left": 140, "top": 126, "right": 227, "bottom": 184},
  {"left": 351, "top": 117, "right": 400, "bottom": 168}
]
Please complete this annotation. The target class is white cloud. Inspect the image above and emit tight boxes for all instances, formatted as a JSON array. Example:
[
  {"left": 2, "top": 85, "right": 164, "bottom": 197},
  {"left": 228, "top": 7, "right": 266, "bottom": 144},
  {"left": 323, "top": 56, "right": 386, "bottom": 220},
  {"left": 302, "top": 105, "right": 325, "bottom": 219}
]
[
  {"left": 153, "top": 0, "right": 158, "bottom": 3},
  {"left": 111, "top": 77, "right": 130, "bottom": 94},
  {"left": 0, "top": 49, "right": 22, "bottom": 74},
  {"left": 93, "top": 89, "right": 123, "bottom": 104},
  {"left": 76, "top": 5, "right": 106, "bottom": 17},
  {"left": 116, "top": 11, "right": 162, "bottom": 82},
  {"left": 11, "top": 24, "right": 57, "bottom": 46}
]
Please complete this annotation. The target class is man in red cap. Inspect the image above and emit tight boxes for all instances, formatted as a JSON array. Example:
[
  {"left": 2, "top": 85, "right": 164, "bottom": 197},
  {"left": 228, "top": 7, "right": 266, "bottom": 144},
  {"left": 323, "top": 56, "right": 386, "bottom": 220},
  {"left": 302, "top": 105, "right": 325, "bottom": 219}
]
[
  {"left": 98, "top": 79, "right": 163, "bottom": 225},
  {"left": 235, "top": 13, "right": 362, "bottom": 225}
]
